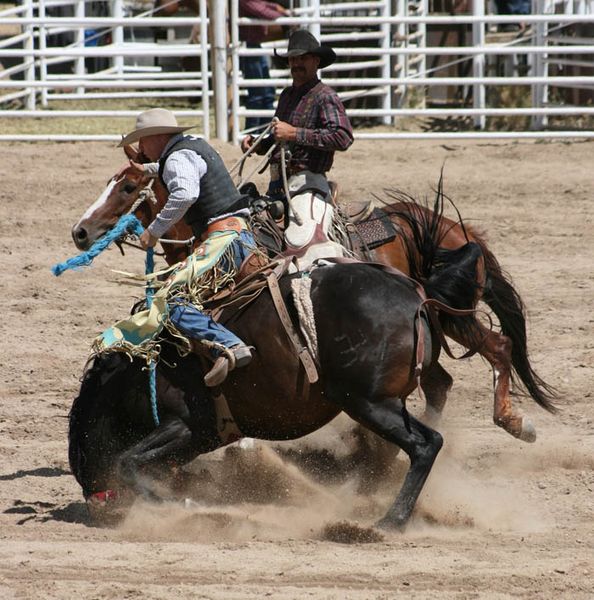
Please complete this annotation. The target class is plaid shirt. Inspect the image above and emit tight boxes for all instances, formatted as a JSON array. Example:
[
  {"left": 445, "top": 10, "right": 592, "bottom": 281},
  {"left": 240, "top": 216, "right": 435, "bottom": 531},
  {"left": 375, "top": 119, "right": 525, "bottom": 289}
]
[
  {"left": 239, "top": 0, "right": 285, "bottom": 44},
  {"left": 272, "top": 77, "right": 353, "bottom": 174}
]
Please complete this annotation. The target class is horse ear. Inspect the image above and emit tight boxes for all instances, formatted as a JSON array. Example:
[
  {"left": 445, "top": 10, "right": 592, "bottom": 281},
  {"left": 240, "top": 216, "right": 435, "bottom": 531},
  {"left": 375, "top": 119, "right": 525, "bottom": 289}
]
[{"left": 123, "top": 144, "right": 139, "bottom": 162}]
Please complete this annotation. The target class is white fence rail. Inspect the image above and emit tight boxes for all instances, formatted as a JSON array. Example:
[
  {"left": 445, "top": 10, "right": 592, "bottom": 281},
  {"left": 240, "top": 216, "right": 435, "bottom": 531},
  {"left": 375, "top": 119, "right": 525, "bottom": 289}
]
[
  {"left": 0, "top": 0, "right": 211, "bottom": 138},
  {"left": 0, "top": 0, "right": 593, "bottom": 142}
]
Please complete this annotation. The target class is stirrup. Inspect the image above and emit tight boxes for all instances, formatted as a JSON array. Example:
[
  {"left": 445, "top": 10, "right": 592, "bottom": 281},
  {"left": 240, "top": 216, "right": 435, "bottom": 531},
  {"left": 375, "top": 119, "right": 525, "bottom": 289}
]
[
  {"left": 203, "top": 346, "right": 252, "bottom": 388},
  {"left": 204, "top": 355, "right": 230, "bottom": 387},
  {"left": 232, "top": 344, "right": 253, "bottom": 368}
]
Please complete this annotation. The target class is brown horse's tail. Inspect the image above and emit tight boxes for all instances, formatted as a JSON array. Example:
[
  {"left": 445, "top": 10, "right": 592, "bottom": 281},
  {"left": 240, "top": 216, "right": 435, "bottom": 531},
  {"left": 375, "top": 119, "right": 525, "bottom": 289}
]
[
  {"left": 379, "top": 180, "right": 557, "bottom": 414},
  {"left": 474, "top": 235, "right": 558, "bottom": 413}
]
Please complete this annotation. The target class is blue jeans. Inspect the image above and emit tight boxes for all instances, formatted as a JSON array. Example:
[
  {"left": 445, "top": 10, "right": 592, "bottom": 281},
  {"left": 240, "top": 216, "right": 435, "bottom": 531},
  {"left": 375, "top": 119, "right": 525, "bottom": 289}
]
[
  {"left": 495, "top": 0, "right": 530, "bottom": 14},
  {"left": 168, "top": 230, "right": 254, "bottom": 354},
  {"left": 240, "top": 44, "right": 275, "bottom": 131}
]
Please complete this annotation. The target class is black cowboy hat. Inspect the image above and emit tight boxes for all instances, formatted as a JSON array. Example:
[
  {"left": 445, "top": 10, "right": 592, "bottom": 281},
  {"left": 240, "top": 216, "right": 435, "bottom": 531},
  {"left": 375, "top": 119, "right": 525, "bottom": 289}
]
[{"left": 274, "top": 29, "right": 336, "bottom": 69}]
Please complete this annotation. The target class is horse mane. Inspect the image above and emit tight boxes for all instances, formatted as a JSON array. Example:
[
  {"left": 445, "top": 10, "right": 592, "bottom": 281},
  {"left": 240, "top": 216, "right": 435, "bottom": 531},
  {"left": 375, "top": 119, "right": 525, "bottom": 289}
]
[{"left": 68, "top": 354, "right": 144, "bottom": 491}]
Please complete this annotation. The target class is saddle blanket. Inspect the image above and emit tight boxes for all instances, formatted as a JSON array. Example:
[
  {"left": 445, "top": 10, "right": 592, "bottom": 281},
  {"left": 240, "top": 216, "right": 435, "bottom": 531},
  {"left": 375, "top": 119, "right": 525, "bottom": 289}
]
[
  {"left": 290, "top": 274, "right": 319, "bottom": 366},
  {"left": 353, "top": 207, "right": 397, "bottom": 250}
]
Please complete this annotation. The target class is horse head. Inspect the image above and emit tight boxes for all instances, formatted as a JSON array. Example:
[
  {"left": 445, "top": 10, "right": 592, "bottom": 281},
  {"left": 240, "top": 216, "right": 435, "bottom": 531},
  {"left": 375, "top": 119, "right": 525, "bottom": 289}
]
[{"left": 71, "top": 145, "right": 194, "bottom": 265}]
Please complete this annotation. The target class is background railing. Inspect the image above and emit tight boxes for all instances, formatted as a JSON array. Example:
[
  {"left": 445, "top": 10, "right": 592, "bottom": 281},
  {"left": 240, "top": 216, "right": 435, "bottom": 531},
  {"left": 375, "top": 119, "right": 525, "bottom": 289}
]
[
  {"left": 1, "top": 0, "right": 593, "bottom": 142},
  {"left": 0, "top": 0, "right": 211, "bottom": 139}
]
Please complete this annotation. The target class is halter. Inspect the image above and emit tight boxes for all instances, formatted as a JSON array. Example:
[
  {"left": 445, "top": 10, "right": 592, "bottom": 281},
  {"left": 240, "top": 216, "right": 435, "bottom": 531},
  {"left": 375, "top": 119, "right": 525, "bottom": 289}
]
[{"left": 129, "top": 177, "right": 157, "bottom": 214}]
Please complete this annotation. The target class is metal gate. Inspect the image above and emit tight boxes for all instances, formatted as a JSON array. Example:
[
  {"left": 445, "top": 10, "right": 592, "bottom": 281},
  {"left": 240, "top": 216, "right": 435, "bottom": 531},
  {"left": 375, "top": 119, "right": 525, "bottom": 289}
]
[{"left": 1, "top": 0, "right": 593, "bottom": 141}]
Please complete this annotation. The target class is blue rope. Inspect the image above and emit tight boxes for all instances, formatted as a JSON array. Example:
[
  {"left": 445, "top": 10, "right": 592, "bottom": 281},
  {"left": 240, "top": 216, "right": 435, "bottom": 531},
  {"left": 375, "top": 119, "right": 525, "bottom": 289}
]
[
  {"left": 144, "top": 246, "right": 160, "bottom": 427},
  {"left": 52, "top": 214, "right": 160, "bottom": 426},
  {"left": 51, "top": 214, "right": 144, "bottom": 276}
]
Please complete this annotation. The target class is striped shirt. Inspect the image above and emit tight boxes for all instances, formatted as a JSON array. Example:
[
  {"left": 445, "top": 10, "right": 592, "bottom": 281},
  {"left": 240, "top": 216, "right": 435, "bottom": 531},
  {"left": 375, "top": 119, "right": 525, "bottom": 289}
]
[
  {"left": 271, "top": 77, "right": 353, "bottom": 174},
  {"left": 145, "top": 134, "right": 207, "bottom": 239}
]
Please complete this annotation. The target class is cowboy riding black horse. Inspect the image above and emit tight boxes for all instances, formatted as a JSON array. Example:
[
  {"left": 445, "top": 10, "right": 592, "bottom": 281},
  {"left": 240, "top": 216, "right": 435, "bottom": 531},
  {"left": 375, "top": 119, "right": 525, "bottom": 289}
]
[{"left": 69, "top": 199, "right": 490, "bottom": 530}]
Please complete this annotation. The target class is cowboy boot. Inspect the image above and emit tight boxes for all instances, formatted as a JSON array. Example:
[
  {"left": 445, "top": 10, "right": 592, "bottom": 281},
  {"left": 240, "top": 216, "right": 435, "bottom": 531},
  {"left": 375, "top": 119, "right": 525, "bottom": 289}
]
[{"left": 204, "top": 344, "right": 253, "bottom": 387}]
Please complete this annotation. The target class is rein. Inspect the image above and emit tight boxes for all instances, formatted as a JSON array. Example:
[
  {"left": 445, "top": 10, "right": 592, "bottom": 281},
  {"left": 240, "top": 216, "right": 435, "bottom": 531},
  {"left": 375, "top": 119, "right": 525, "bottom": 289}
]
[
  {"left": 129, "top": 178, "right": 157, "bottom": 214},
  {"left": 230, "top": 117, "right": 303, "bottom": 227},
  {"left": 51, "top": 214, "right": 145, "bottom": 276},
  {"left": 230, "top": 119, "right": 276, "bottom": 185}
]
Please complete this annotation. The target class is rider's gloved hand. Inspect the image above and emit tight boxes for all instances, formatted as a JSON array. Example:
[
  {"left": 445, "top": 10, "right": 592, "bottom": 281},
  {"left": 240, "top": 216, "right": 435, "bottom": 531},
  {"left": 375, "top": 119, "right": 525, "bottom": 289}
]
[
  {"left": 140, "top": 229, "right": 158, "bottom": 250},
  {"left": 241, "top": 135, "right": 254, "bottom": 154}
]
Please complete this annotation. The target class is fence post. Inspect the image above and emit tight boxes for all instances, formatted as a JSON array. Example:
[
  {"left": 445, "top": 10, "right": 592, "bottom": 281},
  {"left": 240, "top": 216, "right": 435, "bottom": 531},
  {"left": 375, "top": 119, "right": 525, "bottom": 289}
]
[
  {"left": 200, "top": 0, "right": 210, "bottom": 140},
  {"left": 310, "top": 0, "right": 321, "bottom": 40},
  {"left": 472, "top": 0, "right": 486, "bottom": 130},
  {"left": 24, "top": 0, "right": 35, "bottom": 110},
  {"left": 532, "top": 0, "right": 549, "bottom": 129},
  {"left": 394, "top": 0, "right": 407, "bottom": 112},
  {"left": 380, "top": 0, "right": 391, "bottom": 125},
  {"left": 39, "top": 0, "right": 48, "bottom": 106},
  {"left": 418, "top": 0, "right": 428, "bottom": 110},
  {"left": 111, "top": 0, "right": 125, "bottom": 75},
  {"left": 210, "top": 0, "right": 229, "bottom": 141},
  {"left": 230, "top": 0, "right": 240, "bottom": 145},
  {"left": 75, "top": 0, "right": 85, "bottom": 96}
]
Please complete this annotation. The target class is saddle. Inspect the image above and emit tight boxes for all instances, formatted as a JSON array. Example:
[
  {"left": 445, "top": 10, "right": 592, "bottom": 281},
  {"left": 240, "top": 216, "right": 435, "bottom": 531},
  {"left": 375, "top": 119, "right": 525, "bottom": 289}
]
[
  {"left": 328, "top": 182, "right": 398, "bottom": 256},
  {"left": 329, "top": 181, "right": 371, "bottom": 224},
  {"left": 199, "top": 254, "right": 318, "bottom": 383}
]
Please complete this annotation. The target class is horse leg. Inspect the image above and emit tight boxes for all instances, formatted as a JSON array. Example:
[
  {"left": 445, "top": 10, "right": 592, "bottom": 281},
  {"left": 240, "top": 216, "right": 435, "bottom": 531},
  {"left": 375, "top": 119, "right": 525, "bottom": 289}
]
[
  {"left": 483, "top": 329, "right": 536, "bottom": 442},
  {"left": 115, "top": 416, "right": 194, "bottom": 502},
  {"left": 420, "top": 361, "right": 453, "bottom": 427},
  {"left": 445, "top": 321, "right": 536, "bottom": 442},
  {"left": 343, "top": 396, "right": 443, "bottom": 530}
]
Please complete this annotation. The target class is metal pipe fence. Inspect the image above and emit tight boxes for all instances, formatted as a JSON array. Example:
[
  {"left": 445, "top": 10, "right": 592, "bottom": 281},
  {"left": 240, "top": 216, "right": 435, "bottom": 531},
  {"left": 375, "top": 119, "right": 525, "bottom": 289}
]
[
  {"left": 0, "top": 0, "right": 593, "bottom": 141},
  {"left": 0, "top": 0, "right": 210, "bottom": 138}
]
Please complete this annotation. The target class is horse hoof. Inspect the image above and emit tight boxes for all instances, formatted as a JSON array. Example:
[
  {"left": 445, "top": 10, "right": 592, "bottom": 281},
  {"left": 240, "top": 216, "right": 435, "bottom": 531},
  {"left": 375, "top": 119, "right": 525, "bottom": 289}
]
[
  {"left": 86, "top": 490, "right": 129, "bottom": 526},
  {"left": 518, "top": 418, "right": 537, "bottom": 443},
  {"left": 375, "top": 516, "right": 406, "bottom": 532},
  {"left": 496, "top": 415, "right": 537, "bottom": 443}
]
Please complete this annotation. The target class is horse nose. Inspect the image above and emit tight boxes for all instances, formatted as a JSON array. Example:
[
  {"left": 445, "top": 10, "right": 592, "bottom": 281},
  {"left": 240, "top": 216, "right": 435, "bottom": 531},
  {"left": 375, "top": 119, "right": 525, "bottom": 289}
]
[{"left": 72, "top": 224, "right": 89, "bottom": 250}]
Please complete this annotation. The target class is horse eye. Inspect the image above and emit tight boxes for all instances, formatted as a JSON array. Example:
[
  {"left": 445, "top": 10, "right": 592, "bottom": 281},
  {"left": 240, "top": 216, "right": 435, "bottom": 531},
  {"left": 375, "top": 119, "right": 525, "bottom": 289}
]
[{"left": 122, "top": 182, "right": 137, "bottom": 194}]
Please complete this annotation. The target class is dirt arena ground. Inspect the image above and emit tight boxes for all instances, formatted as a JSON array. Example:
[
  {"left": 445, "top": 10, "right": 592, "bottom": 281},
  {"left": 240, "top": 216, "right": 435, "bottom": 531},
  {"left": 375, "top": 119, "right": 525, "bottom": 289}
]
[{"left": 1, "top": 138, "right": 593, "bottom": 599}]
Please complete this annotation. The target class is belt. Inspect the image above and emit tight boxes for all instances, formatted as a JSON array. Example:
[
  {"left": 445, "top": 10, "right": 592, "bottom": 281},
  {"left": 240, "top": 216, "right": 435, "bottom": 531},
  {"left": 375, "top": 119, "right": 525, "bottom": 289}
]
[{"left": 205, "top": 216, "right": 248, "bottom": 236}]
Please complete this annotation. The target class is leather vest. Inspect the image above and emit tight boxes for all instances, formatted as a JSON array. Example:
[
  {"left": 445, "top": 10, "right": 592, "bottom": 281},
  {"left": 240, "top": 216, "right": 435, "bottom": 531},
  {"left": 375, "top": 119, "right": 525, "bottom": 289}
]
[{"left": 158, "top": 137, "right": 241, "bottom": 236}]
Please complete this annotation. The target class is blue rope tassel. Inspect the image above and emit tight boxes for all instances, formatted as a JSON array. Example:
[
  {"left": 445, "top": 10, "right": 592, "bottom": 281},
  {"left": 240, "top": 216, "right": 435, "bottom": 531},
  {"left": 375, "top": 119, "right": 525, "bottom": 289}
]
[
  {"left": 52, "top": 214, "right": 160, "bottom": 426},
  {"left": 144, "top": 246, "right": 160, "bottom": 427},
  {"left": 51, "top": 214, "right": 144, "bottom": 276}
]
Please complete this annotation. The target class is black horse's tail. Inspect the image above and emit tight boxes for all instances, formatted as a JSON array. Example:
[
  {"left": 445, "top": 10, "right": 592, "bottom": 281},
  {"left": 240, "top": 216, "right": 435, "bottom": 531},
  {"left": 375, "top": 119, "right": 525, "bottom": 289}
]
[
  {"left": 380, "top": 180, "right": 557, "bottom": 413},
  {"left": 381, "top": 183, "right": 484, "bottom": 353},
  {"left": 474, "top": 236, "right": 558, "bottom": 413}
]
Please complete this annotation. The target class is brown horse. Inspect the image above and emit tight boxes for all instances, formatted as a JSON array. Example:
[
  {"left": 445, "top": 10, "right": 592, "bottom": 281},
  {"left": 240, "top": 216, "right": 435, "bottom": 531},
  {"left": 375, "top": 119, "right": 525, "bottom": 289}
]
[{"left": 71, "top": 147, "right": 556, "bottom": 442}]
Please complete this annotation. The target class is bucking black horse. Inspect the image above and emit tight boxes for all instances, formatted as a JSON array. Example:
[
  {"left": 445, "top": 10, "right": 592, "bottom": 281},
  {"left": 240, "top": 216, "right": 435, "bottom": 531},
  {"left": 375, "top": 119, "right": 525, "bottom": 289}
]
[{"left": 67, "top": 202, "right": 539, "bottom": 531}]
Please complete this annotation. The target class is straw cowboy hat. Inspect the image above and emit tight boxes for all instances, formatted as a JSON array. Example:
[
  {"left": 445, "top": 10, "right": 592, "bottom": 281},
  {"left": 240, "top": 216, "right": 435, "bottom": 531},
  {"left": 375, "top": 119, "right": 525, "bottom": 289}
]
[
  {"left": 118, "top": 108, "right": 194, "bottom": 147},
  {"left": 274, "top": 29, "right": 336, "bottom": 69}
]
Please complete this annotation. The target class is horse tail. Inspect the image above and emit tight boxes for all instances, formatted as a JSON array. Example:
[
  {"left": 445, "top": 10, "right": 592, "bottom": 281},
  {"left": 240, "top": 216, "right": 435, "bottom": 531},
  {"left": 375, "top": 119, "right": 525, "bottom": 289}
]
[
  {"left": 380, "top": 179, "right": 558, "bottom": 414},
  {"left": 381, "top": 180, "right": 483, "bottom": 350},
  {"left": 473, "top": 235, "right": 558, "bottom": 413}
]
